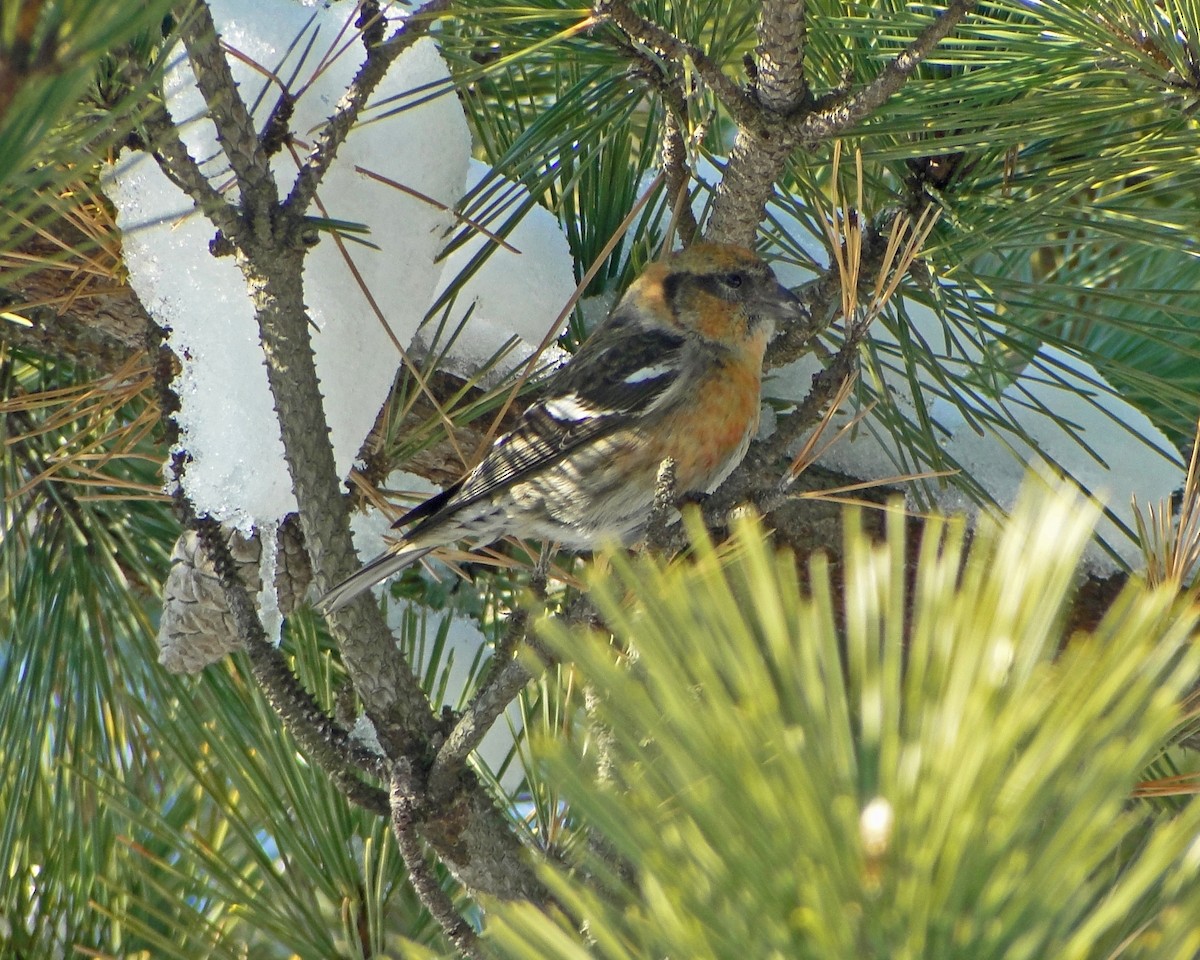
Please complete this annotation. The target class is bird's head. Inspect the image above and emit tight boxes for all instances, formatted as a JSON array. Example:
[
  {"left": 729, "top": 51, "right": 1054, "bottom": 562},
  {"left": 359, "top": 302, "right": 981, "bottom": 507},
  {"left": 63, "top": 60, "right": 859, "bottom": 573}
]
[{"left": 621, "top": 243, "right": 803, "bottom": 351}]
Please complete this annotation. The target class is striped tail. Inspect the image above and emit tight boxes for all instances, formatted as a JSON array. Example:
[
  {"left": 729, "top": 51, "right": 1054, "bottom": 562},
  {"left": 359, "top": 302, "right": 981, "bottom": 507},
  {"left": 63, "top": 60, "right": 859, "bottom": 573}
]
[{"left": 317, "top": 544, "right": 435, "bottom": 613}]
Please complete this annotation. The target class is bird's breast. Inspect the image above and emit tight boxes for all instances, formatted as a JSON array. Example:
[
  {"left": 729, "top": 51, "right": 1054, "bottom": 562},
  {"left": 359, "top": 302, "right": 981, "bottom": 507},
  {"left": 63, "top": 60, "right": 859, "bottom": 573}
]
[{"left": 659, "top": 356, "right": 762, "bottom": 492}]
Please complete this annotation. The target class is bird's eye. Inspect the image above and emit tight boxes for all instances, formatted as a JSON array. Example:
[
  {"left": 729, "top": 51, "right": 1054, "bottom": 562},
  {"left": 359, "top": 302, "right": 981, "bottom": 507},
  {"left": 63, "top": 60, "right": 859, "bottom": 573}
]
[{"left": 723, "top": 272, "right": 744, "bottom": 289}]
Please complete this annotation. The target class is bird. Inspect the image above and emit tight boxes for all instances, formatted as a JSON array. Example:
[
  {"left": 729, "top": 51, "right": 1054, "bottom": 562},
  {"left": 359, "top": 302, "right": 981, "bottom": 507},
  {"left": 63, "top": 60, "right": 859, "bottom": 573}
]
[{"left": 318, "top": 242, "right": 802, "bottom": 612}]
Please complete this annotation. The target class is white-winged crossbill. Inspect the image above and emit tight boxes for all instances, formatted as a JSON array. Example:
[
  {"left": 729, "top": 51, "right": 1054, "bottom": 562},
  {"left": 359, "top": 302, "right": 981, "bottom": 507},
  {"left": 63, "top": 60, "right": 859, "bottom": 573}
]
[{"left": 319, "top": 242, "right": 801, "bottom": 611}]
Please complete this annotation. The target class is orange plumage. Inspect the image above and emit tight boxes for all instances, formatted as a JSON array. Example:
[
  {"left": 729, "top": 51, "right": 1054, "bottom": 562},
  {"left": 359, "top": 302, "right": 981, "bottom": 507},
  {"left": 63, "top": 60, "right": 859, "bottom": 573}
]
[{"left": 319, "top": 243, "right": 801, "bottom": 612}]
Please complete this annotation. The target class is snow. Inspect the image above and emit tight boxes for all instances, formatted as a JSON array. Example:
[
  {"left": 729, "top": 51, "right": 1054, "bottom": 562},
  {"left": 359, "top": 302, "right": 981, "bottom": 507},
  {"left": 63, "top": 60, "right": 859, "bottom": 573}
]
[
  {"left": 104, "top": 0, "right": 573, "bottom": 532},
  {"left": 105, "top": 161, "right": 290, "bottom": 525},
  {"left": 423, "top": 159, "right": 576, "bottom": 384},
  {"left": 256, "top": 519, "right": 283, "bottom": 646},
  {"left": 778, "top": 289, "right": 1184, "bottom": 571}
]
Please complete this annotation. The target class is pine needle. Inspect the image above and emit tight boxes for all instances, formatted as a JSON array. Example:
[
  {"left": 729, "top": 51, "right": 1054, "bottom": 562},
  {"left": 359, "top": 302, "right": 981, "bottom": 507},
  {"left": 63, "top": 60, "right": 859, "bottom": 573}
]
[
  {"left": 1131, "top": 417, "right": 1200, "bottom": 587},
  {"left": 1, "top": 354, "right": 165, "bottom": 501}
]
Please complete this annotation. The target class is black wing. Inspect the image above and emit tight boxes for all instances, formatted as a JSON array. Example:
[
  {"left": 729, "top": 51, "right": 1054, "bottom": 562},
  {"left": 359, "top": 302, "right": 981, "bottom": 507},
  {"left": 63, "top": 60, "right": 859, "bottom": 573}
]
[{"left": 398, "top": 315, "right": 688, "bottom": 535}]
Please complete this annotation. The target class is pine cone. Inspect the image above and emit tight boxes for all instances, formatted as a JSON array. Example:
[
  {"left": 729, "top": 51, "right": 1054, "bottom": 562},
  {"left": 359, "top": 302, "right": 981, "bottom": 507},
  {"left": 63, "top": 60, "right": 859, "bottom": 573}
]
[{"left": 157, "top": 519, "right": 312, "bottom": 673}]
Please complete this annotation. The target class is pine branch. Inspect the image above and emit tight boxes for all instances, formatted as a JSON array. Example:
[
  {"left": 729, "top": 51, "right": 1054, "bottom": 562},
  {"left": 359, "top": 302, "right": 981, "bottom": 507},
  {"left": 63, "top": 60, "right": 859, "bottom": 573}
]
[
  {"left": 285, "top": 0, "right": 452, "bottom": 215},
  {"left": 175, "top": 0, "right": 276, "bottom": 210},
  {"left": 799, "top": 0, "right": 979, "bottom": 140},
  {"left": 708, "top": 0, "right": 978, "bottom": 245},
  {"left": 755, "top": 0, "right": 808, "bottom": 111},
  {"left": 190, "top": 236, "right": 543, "bottom": 896},
  {"left": 182, "top": 504, "right": 391, "bottom": 816},
  {"left": 593, "top": 0, "right": 758, "bottom": 125},
  {"left": 133, "top": 0, "right": 547, "bottom": 903},
  {"left": 391, "top": 762, "right": 488, "bottom": 960}
]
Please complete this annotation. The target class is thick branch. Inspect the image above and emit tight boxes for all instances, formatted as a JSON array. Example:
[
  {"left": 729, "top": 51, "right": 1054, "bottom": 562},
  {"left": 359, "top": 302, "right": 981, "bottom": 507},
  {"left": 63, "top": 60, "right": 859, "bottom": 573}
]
[
  {"left": 244, "top": 641, "right": 392, "bottom": 816},
  {"left": 242, "top": 248, "right": 441, "bottom": 749},
  {"left": 756, "top": 0, "right": 808, "bottom": 110},
  {"left": 149, "top": 3, "right": 456, "bottom": 753},
  {"left": 705, "top": 131, "right": 793, "bottom": 247},
  {"left": 0, "top": 244, "right": 154, "bottom": 369}
]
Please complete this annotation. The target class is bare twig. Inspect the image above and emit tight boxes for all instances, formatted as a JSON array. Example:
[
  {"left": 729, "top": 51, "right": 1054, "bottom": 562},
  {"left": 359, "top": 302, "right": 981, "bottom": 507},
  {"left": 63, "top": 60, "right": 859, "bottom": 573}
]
[
  {"left": 592, "top": 20, "right": 702, "bottom": 245},
  {"left": 286, "top": 0, "right": 452, "bottom": 214},
  {"left": 176, "top": 1, "right": 276, "bottom": 206},
  {"left": 593, "top": 0, "right": 757, "bottom": 124},
  {"left": 357, "top": 0, "right": 386, "bottom": 49},
  {"left": 799, "top": 0, "right": 978, "bottom": 141},
  {"left": 142, "top": 104, "right": 243, "bottom": 240},
  {"left": 123, "top": 50, "right": 243, "bottom": 241},
  {"left": 427, "top": 655, "right": 532, "bottom": 799},
  {"left": 658, "top": 91, "right": 701, "bottom": 245}
]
